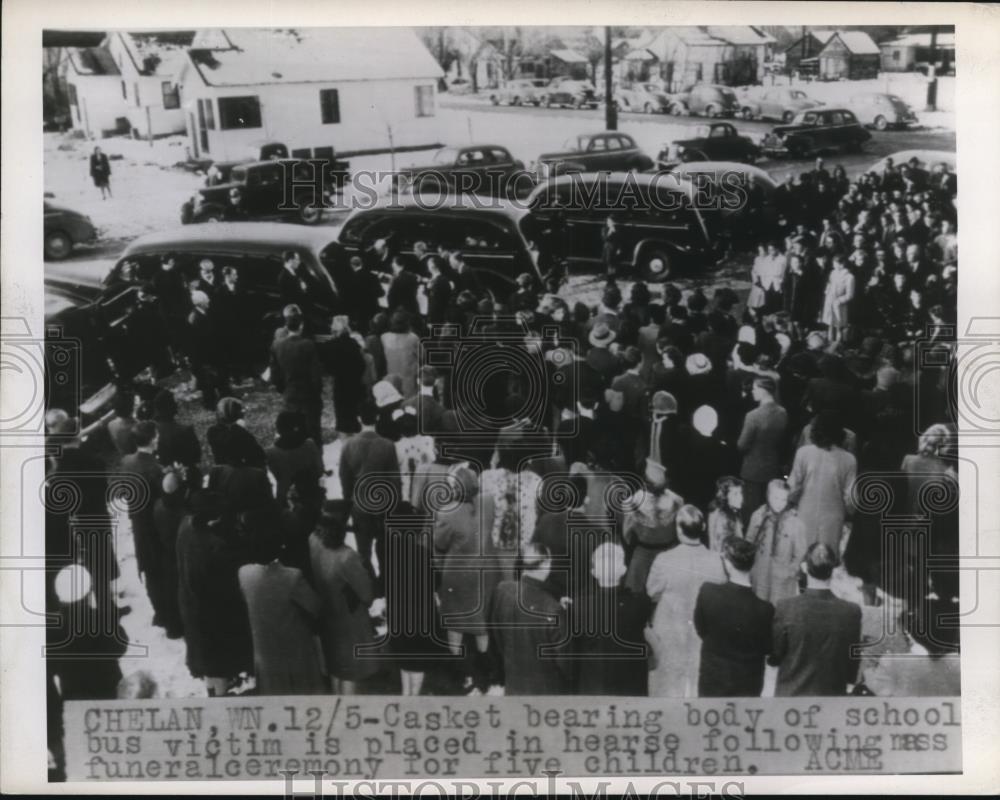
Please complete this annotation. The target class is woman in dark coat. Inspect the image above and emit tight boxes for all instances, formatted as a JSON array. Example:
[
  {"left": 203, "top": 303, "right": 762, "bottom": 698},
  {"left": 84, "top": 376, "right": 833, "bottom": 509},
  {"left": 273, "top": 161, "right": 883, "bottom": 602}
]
[
  {"left": 176, "top": 491, "right": 253, "bottom": 696},
  {"left": 152, "top": 389, "right": 202, "bottom": 470},
  {"left": 308, "top": 511, "right": 379, "bottom": 694},
  {"left": 90, "top": 146, "right": 111, "bottom": 199},
  {"left": 150, "top": 468, "right": 187, "bottom": 638},
  {"left": 206, "top": 397, "right": 266, "bottom": 468},
  {"left": 265, "top": 410, "right": 324, "bottom": 509}
]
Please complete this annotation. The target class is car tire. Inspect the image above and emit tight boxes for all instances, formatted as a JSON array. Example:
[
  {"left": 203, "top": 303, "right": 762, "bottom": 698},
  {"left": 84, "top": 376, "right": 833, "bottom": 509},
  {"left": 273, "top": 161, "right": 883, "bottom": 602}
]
[
  {"left": 541, "top": 96, "right": 551, "bottom": 108},
  {"left": 704, "top": 104, "right": 716, "bottom": 118},
  {"left": 644, "top": 102, "right": 654, "bottom": 114},
  {"left": 490, "top": 95, "right": 499, "bottom": 106},
  {"left": 637, "top": 246, "right": 675, "bottom": 282},
  {"left": 44, "top": 229, "right": 73, "bottom": 260},
  {"left": 740, "top": 106, "right": 755, "bottom": 120},
  {"left": 874, "top": 115, "right": 889, "bottom": 131},
  {"left": 299, "top": 203, "right": 323, "bottom": 224},
  {"left": 512, "top": 96, "right": 521, "bottom": 106},
  {"left": 574, "top": 97, "right": 585, "bottom": 110},
  {"left": 782, "top": 110, "right": 794, "bottom": 123},
  {"left": 203, "top": 211, "right": 223, "bottom": 223}
]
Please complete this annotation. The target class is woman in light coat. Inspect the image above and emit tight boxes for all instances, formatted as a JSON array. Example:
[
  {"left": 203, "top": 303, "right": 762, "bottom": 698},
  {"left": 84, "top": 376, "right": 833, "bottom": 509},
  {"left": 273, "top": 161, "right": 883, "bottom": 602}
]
[
  {"left": 381, "top": 311, "right": 420, "bottom": 398},
  {"left": 821, "top": 255, "right": 856, "bottom": 343},
  {"left": 645, "top": 505, "right": 725, "bottom": 698},
  {"left": 788, "top": 410, "right": 857, "bottom": 552}
]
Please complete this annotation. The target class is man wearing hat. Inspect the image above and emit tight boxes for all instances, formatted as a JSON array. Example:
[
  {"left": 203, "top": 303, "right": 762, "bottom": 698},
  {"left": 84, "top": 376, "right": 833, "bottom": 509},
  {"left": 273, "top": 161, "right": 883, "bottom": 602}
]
[
  {"left": 222, "top": 187, "right": 249, "bottom": 221},
  {"left": 585, "top": 322, "right": 620, "bottom": 387},
  {"left": 425, "top": 257, "right": 452, "bottom": 326},
  {"left": 405, "top": 365, "right": 446, "bottom": 435},
  {"left": 344, "top": 255, "right": 384, "bottom": 335},
  {"left": 649, "top": 390, "right": 683, "bottom": 480},
  {"left": 270, "top": 305, "right": 324, "bottom": 447},
  {"left": 507, "top": 272, "right": 539, "bottom": 314},
  {"left": 386, "top": 255, "right": 421, "bottom": 318},
  {"left": 187, "top": 289, "right": 230, "bottom": 409}
]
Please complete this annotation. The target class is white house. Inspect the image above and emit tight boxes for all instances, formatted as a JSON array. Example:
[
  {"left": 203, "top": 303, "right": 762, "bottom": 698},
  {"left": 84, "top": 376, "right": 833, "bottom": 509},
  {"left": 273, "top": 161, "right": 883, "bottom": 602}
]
[
  {"left": 104, "top": 31, "right": 193, "bottom": 139},
  {"left": 642, "top": 26, "right": 775, "bottom": 90},
  {"left": 177, "top": 28, "right": 446, "bottom": 162},
  {"left": 64, "top": 46, "right": 128, "bottom": 138}
]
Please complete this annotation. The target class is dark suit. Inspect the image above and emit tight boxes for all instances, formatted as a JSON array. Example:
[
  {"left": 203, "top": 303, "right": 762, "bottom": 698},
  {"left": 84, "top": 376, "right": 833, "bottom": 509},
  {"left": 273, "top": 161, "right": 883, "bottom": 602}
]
[
  {"left": 426, "top": 274, "right": 452, "bottom": 325},
  {"left": 339, "top": 430, "right": 401, "bottom": 593},
  {"left": 386, "top": 270, "right": 420, "bottom": 317},
  {"left": 187, "top": 308, "right": 229, "bottom": 409},
  {"left": 119, "top": 451, "right": 163, "bottom": 580},
  {"left": 346, "top": 268, "right": 384, "bottom": 333},
  {"left": 737, "top": 400, "right": 788, "bottom": 514},
  {"left": 322, "top": 333, "right": 366, "bottom": 434},
  {"left": 574, "top": 586, "right": 651, "bottom": 696},
  {"left": 154, "top": 419, "right": 201, "bottom": 467},
  {"left": 270, "top": 332, "right": 323, "bottom": 446},
  {"left": 694, "top": 581, "right": 774, "bottom": 697},
  {"left": 491, "top": 576, "right": 574, "bottom": 695},
  {"left": 770, "top": 588, "right": 862, "bottom": 696},
  {"left": 404, "top": 390, "right": 446, "bottom": 436}
]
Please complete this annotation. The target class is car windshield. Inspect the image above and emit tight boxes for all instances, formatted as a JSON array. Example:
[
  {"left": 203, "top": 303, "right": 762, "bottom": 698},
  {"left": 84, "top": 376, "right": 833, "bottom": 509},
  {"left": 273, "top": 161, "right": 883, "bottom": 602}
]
[
  {"left": 230, "top": 167, "right": 247, "bottom": 183},
  {"left": 721, "top": 89, "right": 736, "bottom": 99},
  {"left": 432, "top": 147, "right": 461, "bottom": 165},
  {"left": 789, "top": 90, "right": 807, "bottom": 100},
  {"left": 695, "top": 125, "right": 711, "bottom": 138},
  {"left": 562, "top": 136, "right": 584, "bottom": 152}
]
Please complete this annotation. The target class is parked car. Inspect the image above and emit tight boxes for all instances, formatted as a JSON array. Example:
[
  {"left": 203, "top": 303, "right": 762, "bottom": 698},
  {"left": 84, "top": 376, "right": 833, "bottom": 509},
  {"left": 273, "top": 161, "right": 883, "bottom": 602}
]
[
  {"left": 675, "top": 84, "right": 741, "bottom": 117},
  {"left": 489, "top": 79, "right": 548, "bottom": 106},
  {"left": 44, "top": 200, "right": 98, "bottom": 260},
  {"left": 106, "top": 223, "right": 342, "bottom": 349},
  {"left": 332, "top": 197, "right": 543, "bottom": 296},
  {"left": 849, "top": 92, "right": 920, "bottom": 130},
  {"left": 761, "top": 107, "right": 871, "bottom": 158},
  {"left": 657, "top": 122, "right": 760, "bottom": 167},
  {"left": 539, "top": 77, "right": 599, "bottom": 109},
  {"left": 181, "top": 156, "right": 350, "bottom": 225},
  {"left": 536, "top": 131, "right": 655, "bottom": 180},
  {"left": 616, "top": 82, "right": 673, "bottom": 114},
  {"left": 668, "top": 161, "right": 779, "bottom": 237},
  {"left": 737, "top": 86, "right": 820, "bottom": 122},
  {"left": 526, "top": 172, "right": 725, "bottom": 281},
  {"left": 393, "top": 144, "right": 529, "bottom": 198}
]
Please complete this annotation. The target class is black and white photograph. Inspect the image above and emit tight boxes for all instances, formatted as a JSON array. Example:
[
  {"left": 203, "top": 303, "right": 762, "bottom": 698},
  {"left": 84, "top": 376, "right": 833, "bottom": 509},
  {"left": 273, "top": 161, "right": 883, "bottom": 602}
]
[{"left": 3, "top": 0, "right": 999, "bottom": 794}]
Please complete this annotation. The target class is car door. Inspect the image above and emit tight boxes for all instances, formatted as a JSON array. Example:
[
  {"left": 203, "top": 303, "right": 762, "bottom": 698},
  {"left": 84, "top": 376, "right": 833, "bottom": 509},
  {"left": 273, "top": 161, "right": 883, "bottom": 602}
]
[
  {"left": 454, "top": 147, "right": 488, "bottom": 193},
  {"left": 758, "top": 89, "right": 776, "bottom": 120},
  {"left": 706, "top": 124, "right": 735, "bottom": 159}
]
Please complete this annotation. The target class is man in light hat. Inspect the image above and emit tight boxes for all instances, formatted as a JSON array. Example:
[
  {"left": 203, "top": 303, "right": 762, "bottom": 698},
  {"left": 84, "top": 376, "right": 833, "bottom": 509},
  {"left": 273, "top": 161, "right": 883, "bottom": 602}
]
[{"left": 586, "top": 322, "right": 620, "bottom": 386}]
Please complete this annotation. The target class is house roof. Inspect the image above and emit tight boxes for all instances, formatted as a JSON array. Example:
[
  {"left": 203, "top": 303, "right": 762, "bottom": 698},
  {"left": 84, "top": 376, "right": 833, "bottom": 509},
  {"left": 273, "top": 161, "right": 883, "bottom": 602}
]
[
  {"left": 549, "top": 48, "right": 589, "bottom": 64},
  {"left": 186, "top": 27, "right": 443, "bottom": 87},
  {"left": 119, "top": 31, "right": 196, "bottom": 77},
  {"left": 705, "top": 26, "right": 776, "bottom": 46},
  {"left": 825, "top": 31, "right": 881, "bottom": 55},
  {"left": 881, "top": 32, "right": 956, "bottom": 49},
  {"left": 625, "top": 48, "right": 658, "bottom": 61},
  {"left": 66, "top": 46, "right": 120, "bottom": 77}
]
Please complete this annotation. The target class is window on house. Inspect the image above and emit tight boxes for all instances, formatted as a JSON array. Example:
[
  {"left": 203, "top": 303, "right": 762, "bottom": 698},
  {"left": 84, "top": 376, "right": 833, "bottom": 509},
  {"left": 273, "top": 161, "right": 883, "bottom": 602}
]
[
  {"left": 162, "top": 81, "right": 180, "bottom": 110},
  {"left": 320, "top": 88, "right": 340, "bottom": 124},
  {"left": 414, "top": 85, "right": 435, "bottom": 118},
  {"left": 892, "top": 51, "right": 900, "bottom": 62},
  {"left": 67, "top": 83, "right": 78, "bottom": 107},
  {"left": 134, "top": 83, "right": 140, "bottom": 108},
  {"left": 218, "top": 96, "right": 262, "bottom": 129},
  {"left": 121, "top": 81, "right": 127, "bottom": 100}
]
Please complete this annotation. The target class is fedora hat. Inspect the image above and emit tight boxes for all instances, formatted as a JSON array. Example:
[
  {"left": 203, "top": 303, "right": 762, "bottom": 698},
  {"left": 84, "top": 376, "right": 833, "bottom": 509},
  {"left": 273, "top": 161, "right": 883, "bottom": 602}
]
[
  {"left": 589, "top": 322, "right": 616, "bottom": 347},
  {"left": 372, "top": 380, "right": 402, "bottom": 408},
  {"left": 651, "top": 391, "right": 678, "bottom": 416},
  {"left": 685, "top": 352, "right": 711, "bottom": 376}
]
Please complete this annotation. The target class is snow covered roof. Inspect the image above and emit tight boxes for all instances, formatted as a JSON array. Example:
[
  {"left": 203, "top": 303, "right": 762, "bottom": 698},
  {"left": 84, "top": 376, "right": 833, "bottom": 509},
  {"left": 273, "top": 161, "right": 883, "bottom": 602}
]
[
  {"left": 66, "top": 46, "right": 119, "bottom": 76},
  {"left": 119, "top": 31, "right": 196, "bottom": 77},
  {"left": 186, "top": 27, "right": 443, "bottom": 87},
  {"left": 826, "top": 31, "right": 881, "bottom": 55},
  {"left": 882, "top": 32, "right": 955, "bottom": 48},
  {"left": 550, "top": 48, "right": 589, "bottom": 64},
  {"left": 705, "top": 26, "right": 776, "bottom": 46},
  {"left": 811, "top": 30, "right": 838, "bottom": 45}
]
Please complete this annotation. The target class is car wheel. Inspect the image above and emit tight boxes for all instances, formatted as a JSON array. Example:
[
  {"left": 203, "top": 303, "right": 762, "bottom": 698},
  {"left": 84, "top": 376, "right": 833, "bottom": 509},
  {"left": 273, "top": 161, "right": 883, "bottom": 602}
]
[
  {"left": 299, "top": 203, "right": 322, "bottom": 225},
  {"left": 782, "top": 110, "right": 794, "bottom": 123},
  {"left": 669, "top": 102, "right": 684, "bottom": 116},
  {"left": 512, "top": 96, "right": 521, "bottom": 106},
  {"left": 740, "top": 106, "right": 755, "bottom": 120},
  {"left": 638, "top": 247, "right": 674, "bottom": 282},
  {"left": 490, "top": 95, "right": 499, "bottom": 106},
  {"left": 574, "top": 97, "right": 585, "bottom": 109},
  {"left": 644, "top": 102, "right": 654, "bottom": 114},
  {"left": 874, "top": 115, "right": 889, "bottom": 131},
  {"left": 704, "top": 104, "right": 716, "bottom": 118},
  {"left": 203, "top": 212, "right": 223, "bottom": 223},
  {"left": 44, "top": 229, "right": 73, "bottom": 260},
  {"left": 541, "top": 96, "right": 551, "bottom": 108}
]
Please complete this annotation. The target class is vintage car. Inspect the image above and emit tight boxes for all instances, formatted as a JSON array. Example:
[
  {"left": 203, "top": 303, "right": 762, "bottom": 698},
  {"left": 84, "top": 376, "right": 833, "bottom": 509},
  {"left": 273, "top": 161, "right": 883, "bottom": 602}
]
[
  {"left": 526, "top": 172, "right": 726, "bottom": 282},
  {"left": 44, "top": 199, "right": 98, "bottom": 260},
  {"left": 667, "top": 161, "right": 779, "bottom": 241},
  {"left": 489, "top": 79, "right": 548, "bottom": 106},
  {"left": 673, "top": 84, "right": 741, "bottom": 117},
  {"left": 536, "top": 131, "right": 655, "bottom": 180},
  {"left": 181, "top": 156, "right": 350, "bottom": 225},
  {"left": 331, "top": 197, "right": 542, "bottom": 295},
  {"left": 616, "top": 82, "right": 673, "bottom": 114},
  {"left": 539, "top": 77, "right": 599, "bottom": 109},
  {"left": 761, "top": 107, "right": 871, "bottom": 158},
  {"left": 849, "top": 92, "right": 920, "bottom": 130},
  {"left": 393, "top": 144, "right": 529, "bottom": 198},
  {"left": 656, "top": 122, "right": 761, "bottom": 168},
  {"left": 737, "top": 86, "right": 820, "bottom": 122}
]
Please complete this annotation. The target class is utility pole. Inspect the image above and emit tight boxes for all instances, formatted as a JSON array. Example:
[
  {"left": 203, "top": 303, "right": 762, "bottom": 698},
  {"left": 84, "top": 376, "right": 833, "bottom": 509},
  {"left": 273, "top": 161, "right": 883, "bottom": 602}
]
[{"left": 604, "top": 26, "right": 617, "bottom": 131}]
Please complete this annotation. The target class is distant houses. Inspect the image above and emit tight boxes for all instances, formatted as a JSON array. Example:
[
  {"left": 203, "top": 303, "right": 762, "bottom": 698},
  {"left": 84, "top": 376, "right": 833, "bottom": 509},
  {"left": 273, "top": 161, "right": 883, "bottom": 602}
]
[
  {"left": 880, "top": 31, "right": 955, "bottom": 73},
  {"left": 817, "top": 31, "right": 881, "bottom": 80}
]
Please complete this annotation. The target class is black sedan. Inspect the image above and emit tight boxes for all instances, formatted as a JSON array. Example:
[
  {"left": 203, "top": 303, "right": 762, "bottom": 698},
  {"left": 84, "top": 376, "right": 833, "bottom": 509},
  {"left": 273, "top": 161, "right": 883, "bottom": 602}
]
[
  {"left": 657, "top": 122, "right": 761, "bottom": 168},
  {"left": 761, "top": 107, "right": 871, "bottom": 158},
  {"left": 393, "top": 144, "right": 528, "bottom": 198}
]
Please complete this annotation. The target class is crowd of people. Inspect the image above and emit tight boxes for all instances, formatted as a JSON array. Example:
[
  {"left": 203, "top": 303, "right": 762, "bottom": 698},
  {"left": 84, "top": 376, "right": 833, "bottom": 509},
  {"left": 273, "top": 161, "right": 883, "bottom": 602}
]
[{"left": 45, "top": 154, "right": 961, "bottom": 720}]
